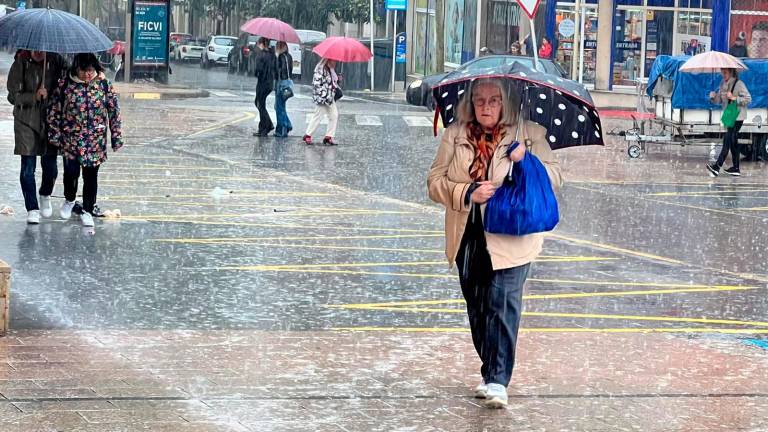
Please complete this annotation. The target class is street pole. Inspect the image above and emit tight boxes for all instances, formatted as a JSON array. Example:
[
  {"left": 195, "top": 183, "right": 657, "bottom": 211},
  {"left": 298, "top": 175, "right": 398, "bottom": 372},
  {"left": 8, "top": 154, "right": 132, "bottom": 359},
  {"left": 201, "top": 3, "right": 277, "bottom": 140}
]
[
  {"left": 391, "top": 10, "right": 397, "bottom": 92},
  {"left": 125, "top": 3, "right": 132, "bottom": 82},
  {"left": 370, "top": 0, "right": 375, "bottom": 92},
  {"left": 571, "top": 0, "right": 582, "bottom": 81},
  {"left": 530, "top": 17, "right": 540, "bottom": 71}
]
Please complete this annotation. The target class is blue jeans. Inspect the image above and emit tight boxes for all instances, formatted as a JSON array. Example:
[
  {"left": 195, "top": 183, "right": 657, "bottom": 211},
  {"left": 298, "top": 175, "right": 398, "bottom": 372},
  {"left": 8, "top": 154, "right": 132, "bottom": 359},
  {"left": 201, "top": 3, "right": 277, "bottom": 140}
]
[
  {"left": 274, "top": 79, "right": 293, "bottom": 137},
  {"left": 458, "top": 261, "right": 531, "bottom": 387},
  {"left": 20, "top": 155, "right": 58, "bottom": 211}
]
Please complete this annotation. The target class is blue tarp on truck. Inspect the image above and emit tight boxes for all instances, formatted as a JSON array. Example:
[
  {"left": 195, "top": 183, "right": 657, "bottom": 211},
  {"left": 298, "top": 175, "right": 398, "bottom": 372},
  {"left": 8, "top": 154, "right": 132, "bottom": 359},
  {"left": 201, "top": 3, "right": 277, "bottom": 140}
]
[{"left": 646, "top": 55, "right": 768, "bottom": 110}]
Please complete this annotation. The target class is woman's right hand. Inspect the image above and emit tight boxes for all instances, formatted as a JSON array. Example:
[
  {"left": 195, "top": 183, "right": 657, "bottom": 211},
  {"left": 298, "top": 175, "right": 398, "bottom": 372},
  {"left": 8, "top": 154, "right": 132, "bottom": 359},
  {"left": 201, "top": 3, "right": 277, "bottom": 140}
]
[
  {"left": 470, "top": 181, "right": 496, "bottom": 204},
  {"left": 709, "top": 91, "right": 717, "bottom": 99}
]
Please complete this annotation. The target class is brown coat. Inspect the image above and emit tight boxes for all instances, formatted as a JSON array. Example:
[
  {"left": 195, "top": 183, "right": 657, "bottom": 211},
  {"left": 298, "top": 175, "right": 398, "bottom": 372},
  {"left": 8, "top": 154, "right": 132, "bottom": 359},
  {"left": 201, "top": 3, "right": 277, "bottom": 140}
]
[{"left": 427, "top": 121, "right": 563, "bottom": 270}]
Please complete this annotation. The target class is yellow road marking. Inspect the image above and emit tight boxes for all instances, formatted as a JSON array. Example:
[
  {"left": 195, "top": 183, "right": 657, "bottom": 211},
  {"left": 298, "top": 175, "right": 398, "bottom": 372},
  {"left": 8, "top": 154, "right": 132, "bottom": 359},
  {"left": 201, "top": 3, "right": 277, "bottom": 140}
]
[
  {"left": 327, "top": 286, "right": 759, "bottom": 310},
  {"left": 186, "top": 112, "right": 256, "bottom": 137},
  {"left": 331, "top": 327, "right": 768, "bottom": 334},
  {"left": 120, "top": 210, "right": 419, "bottom": 219},
  {"left": 106, "top": 167, "right": 230, "bottom": 171},
  {"left": 103, "top": 192, "right": 332, "bottom": 199},
  {"left": 648, "top": 189, "right": 768, "bottom": 196},
  {"left": 100, "top": 175, "right": 270, "bottom": 181},
  {"left": 159, "top": 234, "right": 444, "bottom": 243},
  {"left": 549, "top": 233, "right": 687, "bottom": 266},
  {"left": 153, "top": 226, "right": 442, "bottom": 236},
  {"left": 106, "top": 163, "right": 228, "bottom": 169},
  {"left": 132, "top": 93, "right": 161, "bottom": 100}
]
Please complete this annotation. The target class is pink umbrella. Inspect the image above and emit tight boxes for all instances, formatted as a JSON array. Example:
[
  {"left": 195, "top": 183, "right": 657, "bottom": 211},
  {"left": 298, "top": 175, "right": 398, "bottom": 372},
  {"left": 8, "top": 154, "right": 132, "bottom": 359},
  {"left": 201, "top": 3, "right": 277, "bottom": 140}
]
[
  {"left": 680, "top": 51, "right": 748, "bottom": 73},
  {"left": 240, "top": 17, "right": 300, "bottom": 44},
  {"left": 312, "top": 37, "right": 372, "bottom": 63}
]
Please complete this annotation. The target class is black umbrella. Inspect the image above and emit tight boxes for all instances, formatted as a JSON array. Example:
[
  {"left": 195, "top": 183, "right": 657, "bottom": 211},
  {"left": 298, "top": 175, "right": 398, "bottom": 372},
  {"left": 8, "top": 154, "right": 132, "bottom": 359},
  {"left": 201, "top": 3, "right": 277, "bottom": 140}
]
[
  {"left": 0, "top": 8, "right": 112, "bottom": 53},
  {"left": 432, "top": 62, "right": 605, "bottom": 150}
]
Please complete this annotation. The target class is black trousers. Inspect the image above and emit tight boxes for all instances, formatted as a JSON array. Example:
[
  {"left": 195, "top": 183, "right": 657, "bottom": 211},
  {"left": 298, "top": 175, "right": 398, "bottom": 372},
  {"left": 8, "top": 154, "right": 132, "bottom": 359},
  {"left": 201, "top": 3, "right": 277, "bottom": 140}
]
[
  {"left": 716, "top": 121, "right": 744, "bottom": 170},
  {"left": 255, "top": 87, "right": 274, "bottom": 133},
  {"left": 63, "top": 158, "right": 99, "bottom": 214}
]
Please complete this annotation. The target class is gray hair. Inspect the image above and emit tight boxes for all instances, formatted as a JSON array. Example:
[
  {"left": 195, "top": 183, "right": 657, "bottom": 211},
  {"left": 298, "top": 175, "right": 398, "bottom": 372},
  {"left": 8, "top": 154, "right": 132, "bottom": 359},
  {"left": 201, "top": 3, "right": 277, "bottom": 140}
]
[{"left": 455, "top": 78, "right": 519, "bottom": 128}]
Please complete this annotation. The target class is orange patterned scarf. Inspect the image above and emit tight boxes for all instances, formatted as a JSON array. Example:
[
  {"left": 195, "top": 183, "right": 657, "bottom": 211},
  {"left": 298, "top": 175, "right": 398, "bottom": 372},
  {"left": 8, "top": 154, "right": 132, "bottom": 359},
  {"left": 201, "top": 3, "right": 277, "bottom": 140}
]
[{"left": 468, "top": 122, "right": 506, "bottom": 182}]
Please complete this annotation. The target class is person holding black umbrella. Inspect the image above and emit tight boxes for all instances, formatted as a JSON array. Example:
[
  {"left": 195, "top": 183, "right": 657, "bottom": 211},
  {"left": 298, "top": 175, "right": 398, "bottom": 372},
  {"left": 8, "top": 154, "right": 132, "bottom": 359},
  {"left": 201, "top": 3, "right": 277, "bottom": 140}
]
[
  {"left": 7, "top": 49, "right": 68, "bottom": 224},
  {"left": 427, "top": 78, "right": 563, "bottom": 409},
  {"left": 47, "top": 53, "right": 123, "bottom": 227}
]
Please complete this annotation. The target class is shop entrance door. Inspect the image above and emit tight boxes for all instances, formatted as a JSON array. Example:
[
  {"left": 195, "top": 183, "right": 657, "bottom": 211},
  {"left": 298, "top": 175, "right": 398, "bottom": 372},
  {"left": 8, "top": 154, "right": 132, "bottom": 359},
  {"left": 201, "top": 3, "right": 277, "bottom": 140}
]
[
  {"left": 644, "top": 9, "right": 674, "bottom": 77},
  {"left": 613, "top": 8, "right": 644, "bottom": 86}
]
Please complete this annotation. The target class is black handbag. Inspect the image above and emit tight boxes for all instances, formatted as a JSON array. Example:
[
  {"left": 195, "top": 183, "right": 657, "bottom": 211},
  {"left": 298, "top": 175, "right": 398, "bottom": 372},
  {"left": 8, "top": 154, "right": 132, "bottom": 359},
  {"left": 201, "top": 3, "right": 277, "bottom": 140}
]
[
  {"left": 334, "top": 87, "right": 343, "bottom": 101},
  {"left": 281, "top": 85, "right": 294, "bottom": 101},
  {"left": 455, "top": 204, "right": 494, "bottom": 289}
]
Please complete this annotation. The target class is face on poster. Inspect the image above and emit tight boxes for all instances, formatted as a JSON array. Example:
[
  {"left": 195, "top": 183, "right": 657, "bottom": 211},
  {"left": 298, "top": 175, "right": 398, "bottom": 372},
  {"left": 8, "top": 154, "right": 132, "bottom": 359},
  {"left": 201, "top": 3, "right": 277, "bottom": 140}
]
[
  {"left": 730, "top": 1, "right": 768, "bottom": 58},
  {"left": 445, "top": 0, "right": 464, "bottom": 65}
]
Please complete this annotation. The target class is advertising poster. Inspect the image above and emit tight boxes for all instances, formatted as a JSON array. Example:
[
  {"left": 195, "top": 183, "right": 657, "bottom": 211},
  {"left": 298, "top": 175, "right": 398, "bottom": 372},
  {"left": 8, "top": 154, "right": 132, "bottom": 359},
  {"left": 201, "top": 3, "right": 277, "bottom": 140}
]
[
  {"left": 730, "top": 0, "right": 768, "bottom": 59},
  {"left": 445, "top": 0, "right": 464, "bottom": 65},
  {"left": 132, "top": 0, "right": 169, "bottom": 66}
]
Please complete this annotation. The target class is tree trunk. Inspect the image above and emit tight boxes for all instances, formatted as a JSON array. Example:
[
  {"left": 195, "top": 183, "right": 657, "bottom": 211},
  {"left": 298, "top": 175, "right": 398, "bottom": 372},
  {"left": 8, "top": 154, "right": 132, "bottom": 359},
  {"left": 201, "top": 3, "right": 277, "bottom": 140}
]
[{"left": 434, "top": 0, "right": 445, "bottom": 73}]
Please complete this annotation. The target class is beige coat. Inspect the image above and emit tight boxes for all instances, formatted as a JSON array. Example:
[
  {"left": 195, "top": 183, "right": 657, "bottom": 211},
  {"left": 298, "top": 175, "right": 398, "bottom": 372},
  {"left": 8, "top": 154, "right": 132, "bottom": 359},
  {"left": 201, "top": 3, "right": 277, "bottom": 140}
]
[{"left": 427, "top": 121, "right": 563, "bottom": 270}]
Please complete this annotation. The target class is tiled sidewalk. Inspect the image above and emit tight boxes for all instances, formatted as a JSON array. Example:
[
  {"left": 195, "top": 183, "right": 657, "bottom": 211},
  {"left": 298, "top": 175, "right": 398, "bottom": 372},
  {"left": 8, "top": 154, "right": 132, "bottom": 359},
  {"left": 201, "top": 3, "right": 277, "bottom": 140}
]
[{"left": 1, "top": 330, "right": 767, "bottom": 431}]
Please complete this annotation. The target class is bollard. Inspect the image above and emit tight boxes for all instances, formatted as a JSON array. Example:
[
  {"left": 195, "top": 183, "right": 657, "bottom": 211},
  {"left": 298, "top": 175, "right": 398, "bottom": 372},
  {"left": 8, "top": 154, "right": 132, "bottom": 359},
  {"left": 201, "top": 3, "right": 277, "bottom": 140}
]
[{"left": 0, "top": 259, "right": 8, "bottom": 336}]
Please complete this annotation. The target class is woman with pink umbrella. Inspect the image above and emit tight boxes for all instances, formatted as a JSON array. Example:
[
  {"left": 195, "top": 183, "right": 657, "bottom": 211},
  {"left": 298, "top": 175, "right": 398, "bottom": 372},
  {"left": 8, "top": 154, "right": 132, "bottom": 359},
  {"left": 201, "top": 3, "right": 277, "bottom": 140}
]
[{"left": 302, "top": 37, "right": 372, "bottom": 146}]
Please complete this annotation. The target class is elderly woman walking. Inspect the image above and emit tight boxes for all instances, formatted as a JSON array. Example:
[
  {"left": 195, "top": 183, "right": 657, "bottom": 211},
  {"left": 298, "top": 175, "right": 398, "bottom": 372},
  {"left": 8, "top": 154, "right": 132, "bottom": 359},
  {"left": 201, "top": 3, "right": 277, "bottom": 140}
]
[
  {"left": 303, "top": 58, "right": 340, "bottom": 146},
  {"left": 7, "top": 50, "right": 68, "bottom": 224},
  {"left": 706, "top": 68, "right": 752, "bottom": 177},
  {"left": 427, "top": 78, "right": 562, "bottom": 408},
  {"left": 48, "top": 53, "right": 123, "bottom": 227}
]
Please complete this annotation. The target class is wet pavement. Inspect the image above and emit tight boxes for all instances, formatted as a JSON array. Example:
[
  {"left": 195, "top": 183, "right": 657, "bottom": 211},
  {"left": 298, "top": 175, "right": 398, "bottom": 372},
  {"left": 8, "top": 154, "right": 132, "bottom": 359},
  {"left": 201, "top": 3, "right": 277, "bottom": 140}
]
[{"left": 0, "top": 55, "right": 767, "bottom": 430}]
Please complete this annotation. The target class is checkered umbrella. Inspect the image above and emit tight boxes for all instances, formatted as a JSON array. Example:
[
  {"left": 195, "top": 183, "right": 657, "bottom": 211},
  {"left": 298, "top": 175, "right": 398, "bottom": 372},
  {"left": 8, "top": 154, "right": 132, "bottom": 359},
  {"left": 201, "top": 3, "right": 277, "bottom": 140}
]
[
  {"left": 0, "top": 8, "right": 112, "bottom": 53},
  {"left": 433, "top": 61, "right": 605, "bottom": 150}
]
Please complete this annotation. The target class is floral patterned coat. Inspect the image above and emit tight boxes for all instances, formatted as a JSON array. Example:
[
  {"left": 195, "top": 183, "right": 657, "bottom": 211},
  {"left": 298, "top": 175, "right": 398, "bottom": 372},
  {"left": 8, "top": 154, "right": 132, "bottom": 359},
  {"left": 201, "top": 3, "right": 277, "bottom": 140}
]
[
  {"left": 312, "top": 63, "right": 335, "bottom": 106},
  {"left": 47, "top": 73, "right": 123, "bottom": 167}
]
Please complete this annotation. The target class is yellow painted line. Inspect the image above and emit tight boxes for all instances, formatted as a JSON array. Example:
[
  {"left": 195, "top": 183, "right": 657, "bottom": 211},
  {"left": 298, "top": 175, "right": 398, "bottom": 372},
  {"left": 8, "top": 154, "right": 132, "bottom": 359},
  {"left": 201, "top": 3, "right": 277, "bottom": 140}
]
[
  {"left": 132, "top": 93, "right": 161, "bottom": 100},
  {"left": 330, "top": 327, "right": 768, "bottom": 334},
  {"left": 740, "top": 207, "right": 768, "bottom": 211},
  {"left": 103, "top": 192, "right": 332, "bottom": 199},
  {"left": 327, "top": 286, "right": 760, "bottom": 310},
  {"left": 159, "top": 234, "right": 444, "bottom": 244},
  {"left": 119, "top": 210, "right": 419, "bottom": 219},
  {"left": 549, "top": 233, "right": 686, "bottom": 266},
  {"left": 105, "top": 163, "right": 229, "bottom": 169},
  {"left": 153, "top": 226, "right": 443, "bottom": 237},
  {"left": 106, "top": 167, "right": 230, "bottom": 171},
  {"left": 226, "top": 243, "right": 446, "bottom": 254},
  {"left": 100, "top": 175, "right": 270, "bottom": 182},
  {"left": 234, "top": 261, "right": 447, "bottom": 271},
  {"left": 187, "top": 112, "right": 256, "bottom": 138},
  {"left": 648, "top": 189, "right": 768, "bottom": 197}
]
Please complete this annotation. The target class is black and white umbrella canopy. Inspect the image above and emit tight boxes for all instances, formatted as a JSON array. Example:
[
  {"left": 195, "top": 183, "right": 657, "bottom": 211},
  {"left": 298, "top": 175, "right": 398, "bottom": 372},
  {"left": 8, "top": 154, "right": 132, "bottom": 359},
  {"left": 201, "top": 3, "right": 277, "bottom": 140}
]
[{"left": 432, "top": 61, "right": 604, "bottom": 150}]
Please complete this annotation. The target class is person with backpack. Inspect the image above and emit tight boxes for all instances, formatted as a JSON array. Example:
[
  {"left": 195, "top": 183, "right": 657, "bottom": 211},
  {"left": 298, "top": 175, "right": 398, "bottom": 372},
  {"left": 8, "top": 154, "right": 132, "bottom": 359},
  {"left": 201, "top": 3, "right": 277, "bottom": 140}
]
[
  {"left": 7, "top": 50, "right": 68, "bottom": 224},
  {"left": 47, "top": 53, "right": 123, "bottom": 227},
  {"left": 706, "top": 68, "right": 752, "bottom": 177}
]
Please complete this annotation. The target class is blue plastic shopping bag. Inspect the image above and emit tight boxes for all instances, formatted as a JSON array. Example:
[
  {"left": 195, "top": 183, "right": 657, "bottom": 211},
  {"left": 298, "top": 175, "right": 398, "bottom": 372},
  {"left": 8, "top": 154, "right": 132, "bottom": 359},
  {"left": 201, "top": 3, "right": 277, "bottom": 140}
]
[{"left": 483, "top": 143, "right": 559, "bottom": 236}]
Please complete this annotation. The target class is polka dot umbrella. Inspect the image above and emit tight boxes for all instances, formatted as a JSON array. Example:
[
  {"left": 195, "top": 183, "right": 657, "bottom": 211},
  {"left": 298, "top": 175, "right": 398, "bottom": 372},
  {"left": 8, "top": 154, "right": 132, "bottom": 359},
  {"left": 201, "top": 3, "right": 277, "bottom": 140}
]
[{"left": 432, "top": 61, "right": 604, "bottom": 150}]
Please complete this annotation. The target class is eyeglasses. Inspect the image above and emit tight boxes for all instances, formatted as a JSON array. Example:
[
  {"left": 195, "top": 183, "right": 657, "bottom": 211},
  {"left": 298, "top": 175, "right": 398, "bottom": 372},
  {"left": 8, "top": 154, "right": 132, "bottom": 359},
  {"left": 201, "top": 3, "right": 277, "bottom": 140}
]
[{"left": 472, "top": 96, "right": 503, "bottom": 109}]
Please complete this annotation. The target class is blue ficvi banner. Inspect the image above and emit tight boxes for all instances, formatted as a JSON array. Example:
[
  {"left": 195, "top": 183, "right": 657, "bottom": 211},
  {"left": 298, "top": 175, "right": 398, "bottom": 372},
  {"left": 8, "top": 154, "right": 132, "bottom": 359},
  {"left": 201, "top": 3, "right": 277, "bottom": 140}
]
[{"left": 133, "top": 1, "right": 169, "bottom": 66}]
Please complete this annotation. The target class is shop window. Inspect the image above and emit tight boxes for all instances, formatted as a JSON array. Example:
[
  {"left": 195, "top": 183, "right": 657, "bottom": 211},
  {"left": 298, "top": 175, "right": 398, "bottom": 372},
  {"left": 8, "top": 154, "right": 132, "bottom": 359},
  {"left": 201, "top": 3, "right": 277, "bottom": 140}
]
[
  {"left": 616, "top": 0, "right": 642, "bottom": 5},
  {"left": 485, "top": 0, "right": 522, "bottom": 55},
  {"left": 730, "top": 0, "right": 768, "bottom": 58},
  {"left": 647, "top": 0, "right": 674, "bottom": 7}
]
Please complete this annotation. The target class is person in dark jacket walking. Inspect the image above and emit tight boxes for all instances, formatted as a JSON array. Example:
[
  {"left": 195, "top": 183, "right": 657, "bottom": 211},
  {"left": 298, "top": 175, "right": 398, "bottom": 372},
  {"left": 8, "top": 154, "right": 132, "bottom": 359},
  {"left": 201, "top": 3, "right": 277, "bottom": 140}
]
[
  {"left": 253, "top": 38, "right": 276, "bottom": 137},
  {"left": 47, "top": 53, "right": 123, "bottom": 227},
  {"left": 7, "top": 50, "right": 68, "bottom": 224},
  {"left": 274, "top": 41, "right": 294, "bottom": 138}
]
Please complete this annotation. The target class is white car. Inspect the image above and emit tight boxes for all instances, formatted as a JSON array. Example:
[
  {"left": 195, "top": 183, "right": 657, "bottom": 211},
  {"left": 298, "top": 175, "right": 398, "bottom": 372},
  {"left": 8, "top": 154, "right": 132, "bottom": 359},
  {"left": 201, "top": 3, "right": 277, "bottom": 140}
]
[
  {"left": 288, "top": 30, "right": 326, "bottom": 77},
  {"left": 174, "top": 38, "right": 205, "bottom": 62},
  {"left": 201, "top": 35, "right": 237, "bottom": 68}
]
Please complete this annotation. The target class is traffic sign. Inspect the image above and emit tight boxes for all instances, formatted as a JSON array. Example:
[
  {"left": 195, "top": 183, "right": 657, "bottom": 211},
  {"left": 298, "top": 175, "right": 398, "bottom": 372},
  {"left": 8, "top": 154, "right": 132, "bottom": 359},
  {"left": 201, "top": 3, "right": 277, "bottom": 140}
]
[
  {"left": 396, "top": 32, "right": 406, "bottom": 64},
  {"left": 516, "top": 0, "right": 541, "bottom": 19},
  {"left": 386, "top": 0, "right": 407, "bottom": 11}
]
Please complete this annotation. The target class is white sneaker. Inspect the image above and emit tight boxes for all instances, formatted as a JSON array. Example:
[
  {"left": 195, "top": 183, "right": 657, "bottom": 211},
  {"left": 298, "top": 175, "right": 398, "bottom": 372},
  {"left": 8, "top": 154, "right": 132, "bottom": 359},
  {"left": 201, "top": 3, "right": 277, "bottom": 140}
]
[
  {"left": 474, "top": 381, "right": 488, "bottom": 399},
  {"left": 485, "top": 383, "right": 508, "bottom": 409},
  {"left": 39, "top": 195, "right": 53, "bottom": 218},
  {"left": 26, "top": 210, "right": 40, "bottom": 225},
  {"left": 80, "top": 212, "right": 95, "bottom": 227},
  {"left": 60, "top": 200, "right": 75, "bottom": 219}
]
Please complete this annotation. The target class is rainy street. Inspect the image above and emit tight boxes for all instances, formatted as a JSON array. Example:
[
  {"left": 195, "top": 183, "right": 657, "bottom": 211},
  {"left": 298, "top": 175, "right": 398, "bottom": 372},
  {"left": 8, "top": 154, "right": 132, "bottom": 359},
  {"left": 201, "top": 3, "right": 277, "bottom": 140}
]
[{"left": 1, "top": 53, "right": 768, "bottom": 431}]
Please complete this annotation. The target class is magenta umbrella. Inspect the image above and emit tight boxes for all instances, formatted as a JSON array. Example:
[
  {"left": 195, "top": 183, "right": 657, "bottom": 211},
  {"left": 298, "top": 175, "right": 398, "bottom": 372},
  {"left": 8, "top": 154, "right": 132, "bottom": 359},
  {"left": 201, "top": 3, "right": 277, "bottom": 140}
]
[
  {"left": 240, "top": 17, "right": 300, "bottom": 44},
  {"left": 312, "top": 37, "right": 372, "bottom": 63}
]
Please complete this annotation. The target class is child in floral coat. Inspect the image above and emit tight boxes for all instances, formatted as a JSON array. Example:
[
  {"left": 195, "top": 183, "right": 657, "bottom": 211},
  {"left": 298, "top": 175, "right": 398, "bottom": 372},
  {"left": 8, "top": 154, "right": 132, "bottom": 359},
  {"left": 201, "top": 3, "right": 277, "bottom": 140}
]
[{"left": 48, "top": 53, "right": 123, "bottom": 227}]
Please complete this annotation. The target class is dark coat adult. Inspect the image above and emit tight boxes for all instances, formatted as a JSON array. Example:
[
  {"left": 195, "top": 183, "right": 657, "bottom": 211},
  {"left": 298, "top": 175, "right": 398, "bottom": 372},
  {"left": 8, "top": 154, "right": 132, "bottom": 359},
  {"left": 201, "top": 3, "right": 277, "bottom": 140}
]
[
  {"left": 254, "top": 46, "right": 276, "bottom": 91},
  {"left": 6, "top": 52, "right": 68, "bottom": 156},
  {"left": 276, "top": 52, "right": 293, "bottom": 81}
]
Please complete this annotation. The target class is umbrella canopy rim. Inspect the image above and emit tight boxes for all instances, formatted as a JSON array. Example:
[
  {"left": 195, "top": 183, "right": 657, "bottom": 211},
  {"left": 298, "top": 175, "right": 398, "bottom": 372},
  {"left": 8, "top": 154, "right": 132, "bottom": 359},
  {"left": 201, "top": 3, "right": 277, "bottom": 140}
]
[
  {"left": 312, "top": 37, "right": 372, "bottom": 63},
  {"left": 433, "top": 73, "right": 597, "bottom": 109},
  {"left": 239, "top": 17, "right": 301, "bottom": 44}
]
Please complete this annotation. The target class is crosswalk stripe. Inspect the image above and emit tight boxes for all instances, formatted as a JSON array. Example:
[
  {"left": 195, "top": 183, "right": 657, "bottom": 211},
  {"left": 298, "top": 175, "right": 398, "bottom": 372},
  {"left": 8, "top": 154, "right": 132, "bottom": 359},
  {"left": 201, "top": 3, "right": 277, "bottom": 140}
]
[
  {"left": 355, "top": 115, "right": 383, "bottom": 126},
  {"left": 207, "top": 90, "right": 238, "bottom": 97},
  {"left": 403, "top": 116, "right": 434, "bottom": 127}
]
